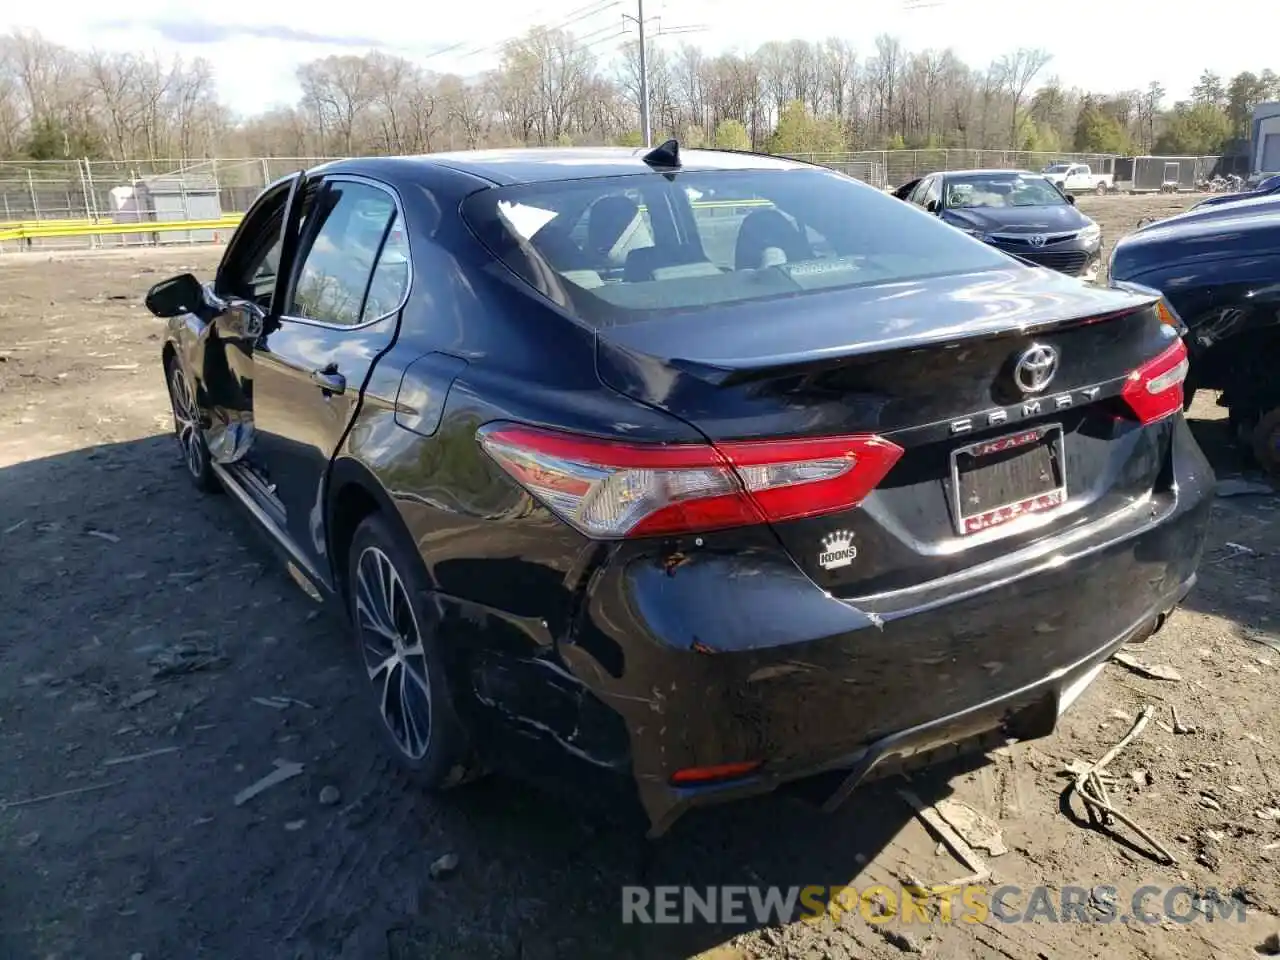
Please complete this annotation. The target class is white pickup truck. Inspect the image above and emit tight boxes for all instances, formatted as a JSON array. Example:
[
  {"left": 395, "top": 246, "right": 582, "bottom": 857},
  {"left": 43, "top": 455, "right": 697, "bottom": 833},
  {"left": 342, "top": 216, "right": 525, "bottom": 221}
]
[{"left": 1043, "top": 163, "right": 1114, "bottom": 195}]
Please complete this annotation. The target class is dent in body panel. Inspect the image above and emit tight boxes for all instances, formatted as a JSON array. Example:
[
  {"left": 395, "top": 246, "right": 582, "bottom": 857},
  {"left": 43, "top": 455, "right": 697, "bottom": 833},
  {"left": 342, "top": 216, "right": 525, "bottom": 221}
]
[{"left": 166, "top": 308, "right": 255, "bottom": 463}]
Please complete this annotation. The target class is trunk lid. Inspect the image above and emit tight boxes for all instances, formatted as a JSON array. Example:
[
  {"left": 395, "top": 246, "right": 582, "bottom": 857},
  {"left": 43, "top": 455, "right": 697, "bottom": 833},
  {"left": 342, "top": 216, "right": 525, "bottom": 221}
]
[{"left": 595, "top": 267, "right": 1173, "bottom": 597}]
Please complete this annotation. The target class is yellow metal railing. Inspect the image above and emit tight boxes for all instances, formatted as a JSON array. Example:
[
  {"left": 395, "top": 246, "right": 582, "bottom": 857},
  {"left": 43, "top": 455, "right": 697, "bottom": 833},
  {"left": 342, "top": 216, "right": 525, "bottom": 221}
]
[{"left": 0, "top": 214, "right": 244, "bottom": 244}]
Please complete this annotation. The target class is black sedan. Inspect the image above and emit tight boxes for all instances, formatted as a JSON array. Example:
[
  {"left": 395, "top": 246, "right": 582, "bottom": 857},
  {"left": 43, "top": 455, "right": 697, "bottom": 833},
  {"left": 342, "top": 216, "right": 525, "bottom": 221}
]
[
  {"left": 145, "top": 144, "right": 1211, "bottom": 836},
  {"left": 893, "top": 170, "right": 1103, "bottom": 279}
]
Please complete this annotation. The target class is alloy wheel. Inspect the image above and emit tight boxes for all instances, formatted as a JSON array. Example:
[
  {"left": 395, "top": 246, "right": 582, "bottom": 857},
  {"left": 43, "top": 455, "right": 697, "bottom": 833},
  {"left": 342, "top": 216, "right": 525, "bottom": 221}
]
[
  {"left": 168, "top": 364, "right": 205, "bottom": 479},
  {"left": 354, "top": 545, "right": 433, "bottom": 761}
]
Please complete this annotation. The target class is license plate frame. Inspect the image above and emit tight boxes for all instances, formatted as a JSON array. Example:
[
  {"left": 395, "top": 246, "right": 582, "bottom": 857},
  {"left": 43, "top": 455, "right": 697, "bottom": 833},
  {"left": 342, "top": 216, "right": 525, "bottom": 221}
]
[{"left": 948, "top": 423, "right": 1067, "bottom": 536}]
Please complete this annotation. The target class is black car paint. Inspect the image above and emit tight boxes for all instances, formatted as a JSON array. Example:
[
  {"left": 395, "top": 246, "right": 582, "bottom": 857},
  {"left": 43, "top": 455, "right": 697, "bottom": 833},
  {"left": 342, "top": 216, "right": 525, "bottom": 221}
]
[
  {"left": 156, "top": 149, "right": 1213, "bottom": 836},
  {"left": 1110, "top": 207, "right": 1280, "bottom": 421},
  {"left": 1135, "top": 193, "right": 1280, "bottom": 233},
  {"left": 892, "top": 171, "right": 1102, "bottom": 276}
]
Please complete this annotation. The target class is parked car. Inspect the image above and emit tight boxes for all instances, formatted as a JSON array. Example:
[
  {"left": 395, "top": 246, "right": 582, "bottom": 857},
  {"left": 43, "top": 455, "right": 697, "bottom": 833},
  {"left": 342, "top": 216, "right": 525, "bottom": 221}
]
[
  {"left": 1134, "top": 192, "right": 1280, "bottom": 232},
  {"left": 1189, "top": 172, "right": 1280, "bottom": 210},
  {"left": 145, "top": 144, "right": 1212, "bottom": 837},
  {"left": 1111, "top": 205, "right": 1280, "bottom": 474},
  {"left": 892, "top": 169, "right": 1104, "bottom": 279},
  {"left": 1042, "top": 162, "right": 1114, "bottom": 195}
]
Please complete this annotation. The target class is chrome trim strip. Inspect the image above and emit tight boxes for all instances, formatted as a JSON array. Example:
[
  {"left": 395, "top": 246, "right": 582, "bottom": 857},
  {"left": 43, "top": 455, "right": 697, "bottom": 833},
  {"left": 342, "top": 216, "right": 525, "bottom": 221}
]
[{"left": 987, "top": 231, "right": 1078, "bottom": 243}]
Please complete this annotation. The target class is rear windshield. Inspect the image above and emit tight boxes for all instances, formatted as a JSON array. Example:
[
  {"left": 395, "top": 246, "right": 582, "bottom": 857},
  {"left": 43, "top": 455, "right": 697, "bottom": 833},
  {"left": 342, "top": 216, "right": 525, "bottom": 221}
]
[{"left": 460, "top": 167, "right": 1013, "bottom": 327}]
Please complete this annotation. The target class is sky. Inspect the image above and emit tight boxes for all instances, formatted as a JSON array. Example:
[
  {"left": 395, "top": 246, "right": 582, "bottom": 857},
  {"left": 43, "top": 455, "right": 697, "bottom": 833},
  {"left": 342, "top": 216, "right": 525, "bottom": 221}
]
[{"left": 3, "top": 0, "right": 1275, "bottom": 118}]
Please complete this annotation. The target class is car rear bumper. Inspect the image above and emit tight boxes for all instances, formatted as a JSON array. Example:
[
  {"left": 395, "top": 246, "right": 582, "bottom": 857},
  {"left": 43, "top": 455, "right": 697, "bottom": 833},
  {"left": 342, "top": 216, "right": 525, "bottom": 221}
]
[{"left": 568, "top": 415, "right": 1213, "bottom": 835}]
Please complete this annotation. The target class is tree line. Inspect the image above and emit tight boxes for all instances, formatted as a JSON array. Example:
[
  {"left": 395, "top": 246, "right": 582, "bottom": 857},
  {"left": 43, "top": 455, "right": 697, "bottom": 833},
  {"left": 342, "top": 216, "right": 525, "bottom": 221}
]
[{"left": 1, "top": 27, "right": 1275, "bottom": 163}]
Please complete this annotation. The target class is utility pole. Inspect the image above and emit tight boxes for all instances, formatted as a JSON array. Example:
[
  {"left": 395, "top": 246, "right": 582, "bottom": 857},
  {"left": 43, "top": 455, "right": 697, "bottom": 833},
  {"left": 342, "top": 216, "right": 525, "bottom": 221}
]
[
  {"left": 637, "top": 0, "right": 651, "bottom": 148},
  {"left": 621, "top": 2, "right": 705, "bottom": 149}
]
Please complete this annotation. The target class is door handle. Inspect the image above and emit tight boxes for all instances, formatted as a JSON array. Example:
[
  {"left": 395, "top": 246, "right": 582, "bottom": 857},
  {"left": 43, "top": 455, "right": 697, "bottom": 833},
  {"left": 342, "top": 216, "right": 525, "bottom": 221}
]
[{"left": 310, "top": 367, "right": 346, "bottom": 396}]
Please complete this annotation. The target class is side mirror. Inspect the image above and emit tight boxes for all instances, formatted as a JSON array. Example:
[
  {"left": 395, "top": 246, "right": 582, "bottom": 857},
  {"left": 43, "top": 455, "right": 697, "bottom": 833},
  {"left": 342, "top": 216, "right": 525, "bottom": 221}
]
[
  {"left": 926, "top": 199, "right": 940, "bottom": 214},
  {"left": 1065, "top": 194, "right": 1077, "bottom": 206},
  {"left": 145, "top": 273, "right": 205, "bottom": 318}
]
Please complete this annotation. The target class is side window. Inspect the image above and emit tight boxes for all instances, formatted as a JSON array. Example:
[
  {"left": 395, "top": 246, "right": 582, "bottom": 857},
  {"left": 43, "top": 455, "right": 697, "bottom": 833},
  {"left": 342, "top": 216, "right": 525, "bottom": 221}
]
[
  {"left": 907, "top": 178, "right": 931, "bottom": 205},
  {"left": 921, "top": 177, "right": 943, "bottom": 208},
  {"left": 289, "top": 181, "right": 403, "bottom": 326}
]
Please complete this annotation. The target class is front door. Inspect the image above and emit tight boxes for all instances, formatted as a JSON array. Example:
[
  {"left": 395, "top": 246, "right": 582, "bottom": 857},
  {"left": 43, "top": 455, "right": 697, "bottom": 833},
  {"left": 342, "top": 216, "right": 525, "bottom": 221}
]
[{"left": 250, "top": 175, "right": 411, "bottom": 586}]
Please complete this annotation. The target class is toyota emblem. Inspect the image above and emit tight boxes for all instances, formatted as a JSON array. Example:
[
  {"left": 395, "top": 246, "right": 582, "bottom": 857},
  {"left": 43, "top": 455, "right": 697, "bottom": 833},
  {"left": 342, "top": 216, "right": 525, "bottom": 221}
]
[
  {"left": 1028, "top": 234, "right": 1048, "bottom": 247},
  {"left": 1013, "top": 344, "right": 1059, "bottom": 393}
]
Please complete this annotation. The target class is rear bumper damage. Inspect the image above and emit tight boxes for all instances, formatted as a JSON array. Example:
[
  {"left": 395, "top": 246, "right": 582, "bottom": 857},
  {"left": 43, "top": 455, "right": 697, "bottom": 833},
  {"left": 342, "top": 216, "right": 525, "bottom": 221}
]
[{"left": 564, "top": 415, "right": 1213, "bottom": 837}]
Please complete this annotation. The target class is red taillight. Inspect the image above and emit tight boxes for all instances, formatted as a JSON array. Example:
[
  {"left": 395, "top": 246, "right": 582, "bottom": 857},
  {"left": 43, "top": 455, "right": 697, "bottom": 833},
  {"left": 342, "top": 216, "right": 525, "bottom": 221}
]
[
  {"left": 477, "top": 424, "right": 904, "bottom": 539},
  {"left": 670, "top": 761, "right": 763, "bottom": 785},
  {"left": 1120, "top": 338, "right": 1189, "bottom": 424}
]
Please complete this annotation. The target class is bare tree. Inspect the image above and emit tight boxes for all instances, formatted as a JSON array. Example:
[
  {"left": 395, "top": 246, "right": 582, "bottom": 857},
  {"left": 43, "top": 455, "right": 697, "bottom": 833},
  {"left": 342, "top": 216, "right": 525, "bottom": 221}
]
[{"left": 998, "top": 48, "right": 1051, "bottom": 149}]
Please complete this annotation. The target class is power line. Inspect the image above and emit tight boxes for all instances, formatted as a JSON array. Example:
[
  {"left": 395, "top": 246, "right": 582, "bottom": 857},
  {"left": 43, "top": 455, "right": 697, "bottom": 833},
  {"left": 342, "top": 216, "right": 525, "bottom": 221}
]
[{"left": 442, "top": 0, "right": 622, "bottom": 65}]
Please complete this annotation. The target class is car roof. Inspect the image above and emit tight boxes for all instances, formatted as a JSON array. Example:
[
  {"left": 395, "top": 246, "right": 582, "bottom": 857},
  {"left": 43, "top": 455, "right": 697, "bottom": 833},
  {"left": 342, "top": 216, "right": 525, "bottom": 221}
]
[{"left": 311, "top": 148, "right": 814, "bottom": 187}]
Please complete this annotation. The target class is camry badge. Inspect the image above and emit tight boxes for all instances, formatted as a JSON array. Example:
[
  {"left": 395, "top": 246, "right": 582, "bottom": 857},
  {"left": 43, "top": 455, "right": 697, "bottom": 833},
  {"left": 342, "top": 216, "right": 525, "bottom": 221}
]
[{"left": 1013, "top": 344, "right": 1059, "bottom": 394}]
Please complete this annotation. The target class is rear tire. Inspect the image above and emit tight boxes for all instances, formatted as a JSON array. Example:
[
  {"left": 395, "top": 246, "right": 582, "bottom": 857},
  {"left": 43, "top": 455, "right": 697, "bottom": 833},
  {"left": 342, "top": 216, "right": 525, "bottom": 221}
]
[
  {"left": 164, "top": 356, "right": 219, "bottom": 494},
  {"left": 1095, "top": 182, "right": 1107, "bottom": 195},
  {"left": 345, "top": 513, "right": 474, "bottom": 788}
]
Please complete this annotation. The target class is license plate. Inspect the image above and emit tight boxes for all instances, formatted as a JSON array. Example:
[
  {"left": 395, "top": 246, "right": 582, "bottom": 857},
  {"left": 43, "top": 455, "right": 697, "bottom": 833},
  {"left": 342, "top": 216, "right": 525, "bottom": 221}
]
[{"left": 949, "top": 424, "right": 1066, "bottom": 536}]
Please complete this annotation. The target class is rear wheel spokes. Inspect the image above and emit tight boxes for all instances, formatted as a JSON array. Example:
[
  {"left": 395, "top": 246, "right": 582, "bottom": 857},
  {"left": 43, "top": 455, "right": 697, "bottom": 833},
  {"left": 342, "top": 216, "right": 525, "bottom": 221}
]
[{"left": 355, "top": 546, "right": 432, "bottom": 760}]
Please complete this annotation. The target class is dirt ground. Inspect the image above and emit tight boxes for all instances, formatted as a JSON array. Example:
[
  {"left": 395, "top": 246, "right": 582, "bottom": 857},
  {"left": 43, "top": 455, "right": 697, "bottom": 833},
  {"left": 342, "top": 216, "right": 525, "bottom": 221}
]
[{"left": 1, "top": 194, "right": 1278, "bottom": 960}]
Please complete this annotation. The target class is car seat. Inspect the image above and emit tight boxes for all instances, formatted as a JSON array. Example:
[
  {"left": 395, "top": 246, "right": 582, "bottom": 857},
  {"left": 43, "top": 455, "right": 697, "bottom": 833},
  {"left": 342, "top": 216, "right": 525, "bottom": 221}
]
[
  {"left": 733, "top": 208, "right": 811, "bottom": 270},
  {"left": 586, "top": 195, "right": 641, "bottom": 262}
]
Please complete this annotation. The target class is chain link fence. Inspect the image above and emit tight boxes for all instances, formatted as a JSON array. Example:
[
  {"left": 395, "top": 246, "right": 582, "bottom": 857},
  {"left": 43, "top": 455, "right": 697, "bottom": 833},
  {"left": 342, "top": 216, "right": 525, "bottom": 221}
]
[
  {"left": 0, "top": 149, "right": 1249, "bottom": 251},
  {"left": 783, "top": 149, "right": 1124, "bottom": 189}
]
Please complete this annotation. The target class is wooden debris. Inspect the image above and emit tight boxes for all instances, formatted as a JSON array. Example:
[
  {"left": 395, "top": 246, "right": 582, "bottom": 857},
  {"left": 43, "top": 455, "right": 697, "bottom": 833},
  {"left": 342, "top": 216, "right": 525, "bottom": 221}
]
[
  {"left": 897, "top": 787, "right": 990, "bottom": 883},
  {"left": 233, "top": 759, "right": 304, "bottom": 807},
  {"left": 103, "top": 746, "right": 179, "bottom": 767},
  {"left": 0, "top": 779, "right": 123, "bottom": 810},
  {"left": 1112, "top": 652, "right": 1182, "bottom": 682}
]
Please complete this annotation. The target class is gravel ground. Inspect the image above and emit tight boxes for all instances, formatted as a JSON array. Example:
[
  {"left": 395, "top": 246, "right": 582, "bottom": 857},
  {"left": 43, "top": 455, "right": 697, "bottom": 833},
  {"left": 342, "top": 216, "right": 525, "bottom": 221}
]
[{"left": 1, "top": 194, "right": 1277, "bottom": 960}]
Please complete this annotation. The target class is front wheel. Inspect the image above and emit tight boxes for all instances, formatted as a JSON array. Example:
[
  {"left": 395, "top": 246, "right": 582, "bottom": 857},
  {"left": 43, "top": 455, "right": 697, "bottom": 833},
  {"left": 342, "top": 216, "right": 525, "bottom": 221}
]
[
  {"left": 1095, "top": 182, "right": 1107, "bottom": 195},
  {"left": 345, "top": 513, "right": 474, "bottom": 788},
  {"left": 165, "top": 357, "right": 219, "bottom": 494}
]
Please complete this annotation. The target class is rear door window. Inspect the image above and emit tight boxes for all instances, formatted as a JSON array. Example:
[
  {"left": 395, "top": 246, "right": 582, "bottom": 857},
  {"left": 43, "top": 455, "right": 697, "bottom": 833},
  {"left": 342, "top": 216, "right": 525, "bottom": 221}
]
[{"left": 288, "top": 180, "right": 406, "bottom": 326}]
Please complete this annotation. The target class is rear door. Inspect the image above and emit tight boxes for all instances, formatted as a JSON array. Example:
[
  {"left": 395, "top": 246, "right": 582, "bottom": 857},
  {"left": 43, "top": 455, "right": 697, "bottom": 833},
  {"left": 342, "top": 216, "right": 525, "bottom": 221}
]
[{"left": 249, "top": 175, "right": 411, "bottom": 583}]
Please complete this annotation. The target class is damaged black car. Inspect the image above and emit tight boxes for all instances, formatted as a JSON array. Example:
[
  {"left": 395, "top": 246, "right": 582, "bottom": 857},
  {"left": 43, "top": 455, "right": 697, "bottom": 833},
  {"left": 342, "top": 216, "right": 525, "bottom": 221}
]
[
  {"left": 145, "top": 145, "right": 1212, "bottom": 836},
  {"left": 1110, "top": 203, "right": 1280, "bottom": 474}
]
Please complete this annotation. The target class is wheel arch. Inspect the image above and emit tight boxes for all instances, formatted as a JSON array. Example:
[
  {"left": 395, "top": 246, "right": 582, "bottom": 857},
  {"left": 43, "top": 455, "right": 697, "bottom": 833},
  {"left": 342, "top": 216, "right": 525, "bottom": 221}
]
[{"left": 326, "top": 456, "right": 417, "bottom": 610}]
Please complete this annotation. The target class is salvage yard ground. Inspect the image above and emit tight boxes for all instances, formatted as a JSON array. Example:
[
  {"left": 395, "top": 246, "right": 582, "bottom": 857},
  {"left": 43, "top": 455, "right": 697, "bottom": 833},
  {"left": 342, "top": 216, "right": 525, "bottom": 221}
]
[{"left": 1, "top": 192, "right": 1278, "bottom": 960}]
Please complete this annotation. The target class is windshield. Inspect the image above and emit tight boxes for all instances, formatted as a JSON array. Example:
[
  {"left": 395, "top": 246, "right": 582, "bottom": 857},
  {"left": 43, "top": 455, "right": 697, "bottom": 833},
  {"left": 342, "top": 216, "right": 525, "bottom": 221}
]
[
  {"left": 460, "top": 168, "right": 1013, "bottom": 327},
  {"left": 942, "top": 174, "right": 1067, "bottom": 210}
]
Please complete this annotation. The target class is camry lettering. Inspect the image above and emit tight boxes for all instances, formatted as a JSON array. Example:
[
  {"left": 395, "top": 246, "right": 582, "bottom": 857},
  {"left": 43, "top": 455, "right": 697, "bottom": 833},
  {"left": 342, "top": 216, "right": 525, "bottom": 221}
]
[{"left": 949, "top": 388, "right": 1106, "bottom": 434}]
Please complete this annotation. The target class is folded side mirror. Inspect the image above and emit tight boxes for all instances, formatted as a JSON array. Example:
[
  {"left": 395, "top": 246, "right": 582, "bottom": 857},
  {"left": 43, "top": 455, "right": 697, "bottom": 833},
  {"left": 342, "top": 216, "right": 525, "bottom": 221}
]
[
  {"left": 145, "top": 273, "right": 205, "bottom": 318},
  {"left": 926, "top": 199, "right": 939, "bottom": 213},
  {"left": 1066, "top": 194, "right": 1077, "bottom": 206}
]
